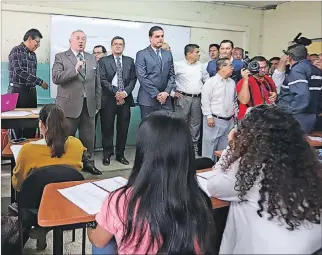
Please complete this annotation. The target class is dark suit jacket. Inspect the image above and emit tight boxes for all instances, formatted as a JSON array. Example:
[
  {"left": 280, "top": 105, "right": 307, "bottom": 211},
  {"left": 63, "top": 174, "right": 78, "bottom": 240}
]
[
  {"left": 135, "top": 46, "right": 175, "bottom": 107},
  {"left": 99, "top": 54, "right": 137, "bottom": 107}
]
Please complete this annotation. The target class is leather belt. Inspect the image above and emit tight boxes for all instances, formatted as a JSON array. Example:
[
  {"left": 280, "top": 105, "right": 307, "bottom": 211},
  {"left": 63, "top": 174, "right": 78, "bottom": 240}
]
[
  {"left": 180, "top": 91, "right": 201, "bottom": 97},
  {"left": 212, "top": 114, "right": 234, "bottom": 121}
]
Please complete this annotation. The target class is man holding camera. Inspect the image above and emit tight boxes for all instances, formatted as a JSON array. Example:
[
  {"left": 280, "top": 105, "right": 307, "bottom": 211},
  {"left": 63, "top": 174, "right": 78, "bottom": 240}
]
[{"left": 236, "top": 56, "right": 277, "bottom": 120}]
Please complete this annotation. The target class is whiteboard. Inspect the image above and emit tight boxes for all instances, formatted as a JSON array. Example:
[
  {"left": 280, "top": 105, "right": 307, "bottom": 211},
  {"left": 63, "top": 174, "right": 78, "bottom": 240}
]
[{"left": 50, "top": 15, "right": 191, "bottom": 100}]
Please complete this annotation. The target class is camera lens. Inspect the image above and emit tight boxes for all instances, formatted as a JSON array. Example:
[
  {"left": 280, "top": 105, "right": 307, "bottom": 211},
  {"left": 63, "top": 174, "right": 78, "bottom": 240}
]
[{"left": 248, "top": 61, "right": 260, "bottom": 74}]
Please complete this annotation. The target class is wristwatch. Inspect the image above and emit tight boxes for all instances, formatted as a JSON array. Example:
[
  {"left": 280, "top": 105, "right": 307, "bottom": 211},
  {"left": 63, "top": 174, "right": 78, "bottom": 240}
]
[{"left": 86, "top": 221, "right": 98, "bottom": 229}]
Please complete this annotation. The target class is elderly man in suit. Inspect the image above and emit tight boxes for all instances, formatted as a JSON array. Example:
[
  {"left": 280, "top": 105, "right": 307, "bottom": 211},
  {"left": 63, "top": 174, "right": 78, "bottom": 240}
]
[
  {"left": 52, "top": 30, "right": 102, "bottom": 175},
  {"left": 99, "top": 36, "right": 137, "bottom": 166},
  {"left": 136, "top": 26, "right": 176, "bottom": 118}
]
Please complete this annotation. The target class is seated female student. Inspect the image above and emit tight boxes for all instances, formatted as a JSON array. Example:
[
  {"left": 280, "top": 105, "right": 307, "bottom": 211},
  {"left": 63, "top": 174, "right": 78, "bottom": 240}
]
[
  {"left": 207, "top": 104, "right": 322, "bottom": 254},
  {"left": 12, "top": 104, "right": 85, "bottom": 191},
  {"left": 88, "top": 111, "right": 215, "bottom": 254}
]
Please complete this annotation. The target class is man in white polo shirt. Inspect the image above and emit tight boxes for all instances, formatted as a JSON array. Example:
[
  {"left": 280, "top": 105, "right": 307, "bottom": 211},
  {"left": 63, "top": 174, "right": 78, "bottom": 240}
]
[{"left": 172, "top": 44, "right": 208, "bottom": 155}]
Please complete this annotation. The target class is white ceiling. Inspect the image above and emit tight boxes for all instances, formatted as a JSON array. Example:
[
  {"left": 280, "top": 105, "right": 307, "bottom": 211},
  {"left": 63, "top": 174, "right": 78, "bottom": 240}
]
[{"left": 207, "top": 1, "right": 289, "bottom": 9}]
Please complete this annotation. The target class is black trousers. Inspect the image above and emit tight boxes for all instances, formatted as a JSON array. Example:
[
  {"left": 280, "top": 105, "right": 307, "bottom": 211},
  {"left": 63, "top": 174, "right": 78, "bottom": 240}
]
[
  {"left": 7, "top": 85, "right": 37, "bottom": 139},
  {"left": 100, "top": 97, "right": 131, "bottom": 158}
]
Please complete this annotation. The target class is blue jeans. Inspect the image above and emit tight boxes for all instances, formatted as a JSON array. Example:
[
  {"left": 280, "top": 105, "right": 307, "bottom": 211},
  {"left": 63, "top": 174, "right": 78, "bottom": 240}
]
[{"left": 92, "top": 238, "right": 117, "bottom": 255}]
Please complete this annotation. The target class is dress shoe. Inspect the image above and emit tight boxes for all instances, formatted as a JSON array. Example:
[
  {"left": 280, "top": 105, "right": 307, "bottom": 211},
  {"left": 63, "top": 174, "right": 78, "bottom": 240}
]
[
  {"left": 83, "top": 160, "right": 102, "bottom": 175},
  {"left": 116, "top": 156, "right": 130, "bottom": 165},
  {"left": 102, "top": 157, "right": 111, "bottom": 166}
]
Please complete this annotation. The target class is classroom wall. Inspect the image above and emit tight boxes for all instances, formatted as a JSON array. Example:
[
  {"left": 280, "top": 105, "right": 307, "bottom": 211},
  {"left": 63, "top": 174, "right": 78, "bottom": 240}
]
[
  {"left": 261, "top": 1, "right": 322, "bottom": 58},
  {"left": 1, "top": 1, "right": 321, "bottom": 145},
  {"left": 1, "top": 1, "right": 263, "bottom": 146}
]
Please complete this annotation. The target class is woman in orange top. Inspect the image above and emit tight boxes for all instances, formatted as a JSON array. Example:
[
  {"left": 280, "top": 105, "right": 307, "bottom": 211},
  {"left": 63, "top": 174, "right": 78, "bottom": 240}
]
[{"left": 12, "top": 104, "right": 85, "bottom": 191}]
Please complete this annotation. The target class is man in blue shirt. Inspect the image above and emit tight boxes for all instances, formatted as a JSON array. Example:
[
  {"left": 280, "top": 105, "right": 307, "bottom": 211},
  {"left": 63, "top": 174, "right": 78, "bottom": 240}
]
[{"left": 207, "top": 40, "right": 243, "bottom": 83}]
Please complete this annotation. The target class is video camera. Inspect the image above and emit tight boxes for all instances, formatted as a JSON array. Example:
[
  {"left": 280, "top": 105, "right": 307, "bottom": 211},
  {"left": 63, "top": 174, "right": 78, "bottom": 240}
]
[
  {"left": 242, "top": 51, "right": 260, "bottom": 75},
  {"left": 283, "top": 32, "right": 312, "bottom": 55}
]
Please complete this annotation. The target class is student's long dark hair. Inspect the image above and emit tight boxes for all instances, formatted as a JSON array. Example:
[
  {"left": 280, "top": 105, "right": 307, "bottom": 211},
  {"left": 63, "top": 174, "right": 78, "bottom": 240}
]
[
  {"left": 109, "top": 111, "right": 214, "bottom": 254},
  {"left": 39, "top": 104, "right": 69, "bottom": 158},
  {"left": 224, "top": 104, "right": 322, "bottom": 230}
]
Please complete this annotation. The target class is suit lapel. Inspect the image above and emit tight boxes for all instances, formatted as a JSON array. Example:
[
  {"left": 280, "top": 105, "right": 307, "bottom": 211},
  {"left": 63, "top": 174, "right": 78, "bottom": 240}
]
[
  {"left": 109, "top": 55, "right": 116, "bottom": 72},
  {"left": 148, "top": 46, "right": 161, "bottom": 69},
  {"left": 84, "top": 52, "right": 90, "bottom": 79},
  {"left": 122, "top": 56, "right": 128, "bottom": 82},
  {"left": 161, "top": 49, "right": 165, "bottom": 71},
  {"left": 66, "top": 49, "right": 77, "bottom": 67}
]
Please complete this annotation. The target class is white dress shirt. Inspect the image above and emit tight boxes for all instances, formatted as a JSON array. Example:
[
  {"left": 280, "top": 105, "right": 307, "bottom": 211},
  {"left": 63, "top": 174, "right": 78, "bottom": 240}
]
[
  {"left": 111, "top": 55, "right": 128, "bottom": 97},
  {"left": 207, "top": 148, "right": 322, "bottom": 254},
  {"left": 173, "top": 59, "right": 208, "bottom": 96},
  {"left": 112, "top": 55, "right": 123, "bottom": 87},
  {"left": 151, "top": 46, "right": 162, "bottom": 60},
  {"left": 201, "top": 73, "right": 236, "bottom": 118}
]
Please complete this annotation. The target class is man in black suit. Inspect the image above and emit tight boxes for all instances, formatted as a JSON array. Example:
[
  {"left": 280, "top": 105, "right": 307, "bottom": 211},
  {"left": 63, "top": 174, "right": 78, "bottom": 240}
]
[{"left": 99, "top": 36, "right": 137, "bottom": 166}]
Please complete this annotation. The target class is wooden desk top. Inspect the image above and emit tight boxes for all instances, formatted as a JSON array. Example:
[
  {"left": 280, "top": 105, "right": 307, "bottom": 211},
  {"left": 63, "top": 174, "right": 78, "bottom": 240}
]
[
  {"left": 2, "top": 138, "right": 39, "bottom": 158},
  {"left": 1, "top": 108, "right": 40, "bottom": 119},
  {"left": 38, "top": 172, "right": 230, "bottom": 227},
  {"left": 310, "top": 131, "right": 322, "bottom": 138},
  {"left": 306, "top": 136, "right": 322, "bottom": 147}
]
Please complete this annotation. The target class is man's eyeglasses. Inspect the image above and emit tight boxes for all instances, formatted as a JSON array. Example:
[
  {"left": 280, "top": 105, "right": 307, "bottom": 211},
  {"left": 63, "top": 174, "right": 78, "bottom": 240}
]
[{"left": 93, "top": 51, "right": 103, "bottom": 55}]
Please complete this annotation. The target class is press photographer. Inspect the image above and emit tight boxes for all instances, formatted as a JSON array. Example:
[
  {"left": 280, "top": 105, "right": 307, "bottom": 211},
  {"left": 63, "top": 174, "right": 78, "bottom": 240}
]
[{"left": 236, "top": 56, "right": 277, "bottom": 120}]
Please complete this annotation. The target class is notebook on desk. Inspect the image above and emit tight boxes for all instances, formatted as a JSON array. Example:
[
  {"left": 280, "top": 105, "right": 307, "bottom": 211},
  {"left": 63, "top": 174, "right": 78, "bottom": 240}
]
[
  {"left": 58, "top": 177, "right": 128, "bottom": 215},
  {"left": 1, "top": 93, "right": 19, "bottom": 112}
]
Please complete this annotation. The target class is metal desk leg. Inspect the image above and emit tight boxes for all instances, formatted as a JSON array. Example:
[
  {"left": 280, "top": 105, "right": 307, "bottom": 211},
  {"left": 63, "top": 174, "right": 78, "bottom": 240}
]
[
  {"left": 53, "top": 228, "right": 64, "bottom": 255},
  {"left": 10, "top": 158, "right": 16, "bottom": 203}
]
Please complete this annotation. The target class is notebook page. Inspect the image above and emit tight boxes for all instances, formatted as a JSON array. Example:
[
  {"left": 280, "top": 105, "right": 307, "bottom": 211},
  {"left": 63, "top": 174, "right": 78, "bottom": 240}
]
[
  {"left": 30, "top": 109, "right": 40, "bottom": 114},
  {"left": 2, "top": 111, "right": 32, "bottom": 117},
  {"left": 10, "top": 145, "right": 23, "bottom": 161},
  {"left": 307, "top": 136, "right": 322, "bottom": 142},
  {"left": 93, "top": 176, "right": 128, "bottom": 192},
  {"left": 58, "top": 182, "right": 108, "bottom": 215}
]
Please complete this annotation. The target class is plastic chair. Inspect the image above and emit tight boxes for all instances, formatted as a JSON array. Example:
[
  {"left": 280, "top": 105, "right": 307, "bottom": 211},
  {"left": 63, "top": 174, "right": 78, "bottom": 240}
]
[{"left": 17, "top": 165, "right": 85, "bottom": 254}]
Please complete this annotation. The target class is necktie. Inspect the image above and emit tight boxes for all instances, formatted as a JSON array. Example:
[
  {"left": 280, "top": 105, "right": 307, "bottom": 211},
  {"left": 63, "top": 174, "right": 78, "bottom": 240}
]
[
  {"left": 77, "top": 53, "right": 86, "bottom": 78},
  {"left": 116, "top": 56, "right": 124, "bottom": 90},
  {"left": 156, "top": 49, "right": 162, "bottom": 66}
]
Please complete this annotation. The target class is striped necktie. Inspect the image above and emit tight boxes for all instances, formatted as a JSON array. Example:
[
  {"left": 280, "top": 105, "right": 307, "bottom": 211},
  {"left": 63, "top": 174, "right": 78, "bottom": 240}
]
[{"left": 77, "top": 53, "right": 86, "bottom": 78}]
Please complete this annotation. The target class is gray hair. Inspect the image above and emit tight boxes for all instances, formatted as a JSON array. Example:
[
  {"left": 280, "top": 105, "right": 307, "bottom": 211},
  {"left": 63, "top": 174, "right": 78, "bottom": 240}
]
[{"left": 69, "top": 30, "right": 86, "bottom": 41}]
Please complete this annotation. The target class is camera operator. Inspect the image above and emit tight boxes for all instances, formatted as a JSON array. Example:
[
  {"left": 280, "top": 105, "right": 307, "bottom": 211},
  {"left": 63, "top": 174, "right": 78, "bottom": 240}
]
[
  {"left": 277, "top": 44, "right": 322, "bottom": 134},
  {"left": 236, "top": 56, "right": 277, "bottom": 120}
]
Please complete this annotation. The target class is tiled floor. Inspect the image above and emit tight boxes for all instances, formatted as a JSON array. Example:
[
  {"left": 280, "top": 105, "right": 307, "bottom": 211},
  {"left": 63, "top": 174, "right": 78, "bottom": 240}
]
[{"left": 1, "top": 147, "right": 135, "bottom": 254}]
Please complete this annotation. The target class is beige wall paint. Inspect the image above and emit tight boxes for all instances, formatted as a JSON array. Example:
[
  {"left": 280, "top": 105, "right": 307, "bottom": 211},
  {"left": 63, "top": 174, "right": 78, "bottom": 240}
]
[
  {"left": 262, "top": 1, "right": 322, "bottom": 58},
  {"left": 1, "top": 1, "right": 262, "bottom": 62},
  {"left": 1, "top": 1, "right": 321, "bottom": 62}
]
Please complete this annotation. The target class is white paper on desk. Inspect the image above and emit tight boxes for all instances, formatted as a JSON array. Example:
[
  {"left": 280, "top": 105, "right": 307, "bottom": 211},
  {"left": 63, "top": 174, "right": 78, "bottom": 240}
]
[
  {"left": 307, "top": 136, "right": 322, "bottom": 142},
  {"left": 93, "top": 176, "right": 128, "bottom": 192},
  {"left": 1, "top": 111, "right": 32, "bottom": 117},
  {"left": 30, "top": 109, "right": 40, "bottom": 114},
  {"left": 58, "top": 182, "right": 108, "bottom": 215},
  {"left": 10, "top": 145, "right": 23, "bottom": 160},
  {"left": 197, "top": 176, "right": 211, "bottom": 197},
  {"left": 197, "top": 171, "right": 215, "bottom": 180}
]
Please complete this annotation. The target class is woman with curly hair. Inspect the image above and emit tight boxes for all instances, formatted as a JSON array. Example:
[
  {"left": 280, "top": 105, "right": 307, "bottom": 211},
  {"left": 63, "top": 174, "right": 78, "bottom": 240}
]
[{"left": 207, "top": 104, "right": 322, "bottom": 254}]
